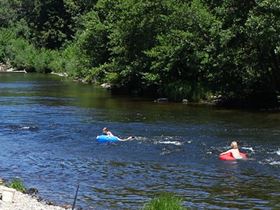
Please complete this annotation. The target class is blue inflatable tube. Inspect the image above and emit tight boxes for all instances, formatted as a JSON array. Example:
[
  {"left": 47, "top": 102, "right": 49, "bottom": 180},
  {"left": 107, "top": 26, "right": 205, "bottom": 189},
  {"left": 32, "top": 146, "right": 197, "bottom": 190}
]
[{"left": 96, "top": 135, "right": 119, "bottom": 143}]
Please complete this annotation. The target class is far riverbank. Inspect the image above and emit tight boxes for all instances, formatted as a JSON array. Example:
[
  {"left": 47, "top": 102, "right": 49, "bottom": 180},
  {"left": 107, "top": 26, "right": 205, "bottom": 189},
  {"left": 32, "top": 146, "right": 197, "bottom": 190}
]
[{"left": 1, "top": 62, "right": 280, "bottom": 110}]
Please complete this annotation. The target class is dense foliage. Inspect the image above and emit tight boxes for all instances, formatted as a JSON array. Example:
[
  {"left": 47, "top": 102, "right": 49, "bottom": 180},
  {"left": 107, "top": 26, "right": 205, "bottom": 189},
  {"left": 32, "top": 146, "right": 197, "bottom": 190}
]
[{"left": 1, "top": 0, "right": 280, "bottom": 106}]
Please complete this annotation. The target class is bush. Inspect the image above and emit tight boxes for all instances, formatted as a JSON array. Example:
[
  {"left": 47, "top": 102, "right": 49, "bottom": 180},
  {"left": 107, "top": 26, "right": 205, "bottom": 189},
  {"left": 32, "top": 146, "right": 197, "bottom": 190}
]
[
  {"left": 32, "top": 49, "right": 54, "bottom": 73},
  {"left": 0, "top": 29, "right": 58, "bottom": 73},
  {"left": 162, "top": 81, "right": 208, "bottom": 102},
  {"left": 143, "top": 193, "right": 186, "bottom": 210},
  {"left": 0, "top": 28, "right": 16, "bottom": 61},
  {"left": 54, "top": 43, "right": 86, "bottom": 77},
  {"left": 9, "top": 178, "right": 26, "bottom": 193}
]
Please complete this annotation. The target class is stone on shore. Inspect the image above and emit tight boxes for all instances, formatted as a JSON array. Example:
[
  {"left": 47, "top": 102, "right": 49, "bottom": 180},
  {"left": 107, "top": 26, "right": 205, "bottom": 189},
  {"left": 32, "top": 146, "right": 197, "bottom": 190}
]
[
  {"left": 154, "top": 98, "right": 168, "bottom": 103},
  {"left": 51, "top": 72, "right": 68, "bottom": 77},
  {"left": 0, "top": 63, "right": 27, "bottom": 73}
]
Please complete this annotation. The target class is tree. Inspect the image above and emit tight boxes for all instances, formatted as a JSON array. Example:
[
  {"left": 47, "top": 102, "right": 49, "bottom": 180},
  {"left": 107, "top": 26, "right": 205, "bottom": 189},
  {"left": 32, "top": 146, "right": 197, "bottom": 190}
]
[
  {"left": 98, "top": 0, "right": 171, "bottom": 93},
  {"left": 147, "top": 0, "right": 221, "bottom": 101},
  {"left": 21, "top": 0, "right": 75, "bottom": 49},
  {"left": 0, "top": 0, "right": 21, "bottom": 27},
  {"left": 244, "top": 0, "right": 280, "bottom": 94}
]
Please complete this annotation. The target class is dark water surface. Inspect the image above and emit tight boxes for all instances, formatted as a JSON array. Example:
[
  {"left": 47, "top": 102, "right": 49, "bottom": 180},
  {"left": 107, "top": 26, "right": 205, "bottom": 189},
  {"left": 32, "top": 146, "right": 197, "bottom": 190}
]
[{"left": 0, "top": 73, "right": 279, "bottom": 209}]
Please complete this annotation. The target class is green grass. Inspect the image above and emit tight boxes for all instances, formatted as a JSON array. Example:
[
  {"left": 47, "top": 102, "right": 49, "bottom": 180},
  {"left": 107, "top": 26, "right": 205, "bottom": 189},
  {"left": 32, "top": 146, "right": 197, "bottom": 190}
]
[
  {"left": 143, "top": 193, "right": 186, "bottom": 210},
  {"left": 8, "top": 178, "right": 26, "bottom": 193}
]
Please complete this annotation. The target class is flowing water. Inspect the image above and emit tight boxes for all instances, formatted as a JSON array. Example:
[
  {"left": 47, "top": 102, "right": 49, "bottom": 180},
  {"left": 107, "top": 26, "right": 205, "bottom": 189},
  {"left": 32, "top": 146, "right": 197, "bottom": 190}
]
[{"left": 0, "top": 73, "right": 279, "bottom": 209}]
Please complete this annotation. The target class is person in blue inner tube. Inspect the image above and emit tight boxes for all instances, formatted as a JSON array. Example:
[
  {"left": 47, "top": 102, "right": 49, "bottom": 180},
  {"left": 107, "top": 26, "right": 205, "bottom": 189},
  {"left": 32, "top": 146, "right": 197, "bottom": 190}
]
[
  {"left": 103, "top": 127, "right": 114, "bottom": 136},
  {"left": 103, "top": 127, "right": 133, "bottom": 141}
]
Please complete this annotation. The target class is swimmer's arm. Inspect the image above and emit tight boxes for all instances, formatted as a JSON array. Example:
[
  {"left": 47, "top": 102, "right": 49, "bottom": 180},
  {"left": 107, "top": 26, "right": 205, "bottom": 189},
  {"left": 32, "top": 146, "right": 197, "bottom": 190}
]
[
  {"left": 118, "top": 136, "right": 133, "bottom": 141},
  {"left": 220, "top": 149, "right": 232, "bottom": 155}
]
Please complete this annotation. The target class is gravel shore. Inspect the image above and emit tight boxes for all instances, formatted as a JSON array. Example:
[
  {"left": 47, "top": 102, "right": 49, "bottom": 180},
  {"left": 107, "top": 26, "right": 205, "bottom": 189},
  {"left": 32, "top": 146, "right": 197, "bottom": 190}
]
[{"left": 0, "top": 186, "right": 70, "bottom": 210}]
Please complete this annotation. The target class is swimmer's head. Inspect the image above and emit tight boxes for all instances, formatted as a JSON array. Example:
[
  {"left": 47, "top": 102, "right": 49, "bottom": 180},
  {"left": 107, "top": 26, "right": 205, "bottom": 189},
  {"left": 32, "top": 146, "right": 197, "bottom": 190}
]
[
  {"left": 103, "top": 127, "right": 109, "bottom": 132},
  {"left": 230, "top": 141, "right": 238, "bottom": 149}
]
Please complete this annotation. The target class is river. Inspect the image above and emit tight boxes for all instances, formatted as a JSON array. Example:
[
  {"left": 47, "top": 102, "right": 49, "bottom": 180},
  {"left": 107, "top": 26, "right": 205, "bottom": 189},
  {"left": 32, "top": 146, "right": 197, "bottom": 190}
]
[{"left": 0, "top": 73, "right": 279, "bottom": 209}]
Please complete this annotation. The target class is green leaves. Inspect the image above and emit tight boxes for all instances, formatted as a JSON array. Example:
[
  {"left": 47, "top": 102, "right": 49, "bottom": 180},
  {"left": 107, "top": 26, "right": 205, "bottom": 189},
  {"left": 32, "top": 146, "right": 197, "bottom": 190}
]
[
  {"left": 1, "top": 0, "right": 280, "bottom": 106},
  {"left": 20, "top": 0, "right": 75, "bottom": 49},
  {"left": 0, "top": 0, "right": 21, "bottom": 27},
  {"left": 143, "top": 193, "right": 185, "bottom": 210},
  {"left": 9, "top": 178, "right": 26, "bottom": 193}
]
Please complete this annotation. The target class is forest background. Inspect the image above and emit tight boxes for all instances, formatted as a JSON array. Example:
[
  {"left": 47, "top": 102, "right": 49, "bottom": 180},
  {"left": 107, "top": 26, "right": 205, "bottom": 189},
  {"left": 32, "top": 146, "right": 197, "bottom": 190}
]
[{"left": 0, "top": 0, "right": 280, "bottom": 107}]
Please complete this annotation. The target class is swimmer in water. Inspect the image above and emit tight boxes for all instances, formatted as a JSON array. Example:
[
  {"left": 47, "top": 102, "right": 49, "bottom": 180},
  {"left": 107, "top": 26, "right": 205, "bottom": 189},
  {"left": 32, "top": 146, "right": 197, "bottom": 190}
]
[
  {"left": 102, "top": 127, "right": 133, "bottom": 141},
  {"left": 103, "top": 127, "right": 114, "bottom": 136},
  {"left": 220, "top": 141, "right": 244, "bottom": 159}
]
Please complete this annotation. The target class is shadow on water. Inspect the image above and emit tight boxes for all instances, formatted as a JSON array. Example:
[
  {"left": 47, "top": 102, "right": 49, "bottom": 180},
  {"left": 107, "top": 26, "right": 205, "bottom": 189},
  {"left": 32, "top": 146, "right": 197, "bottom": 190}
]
[{"left": 0, "top": 73, "right": 280, "bottom": 209}]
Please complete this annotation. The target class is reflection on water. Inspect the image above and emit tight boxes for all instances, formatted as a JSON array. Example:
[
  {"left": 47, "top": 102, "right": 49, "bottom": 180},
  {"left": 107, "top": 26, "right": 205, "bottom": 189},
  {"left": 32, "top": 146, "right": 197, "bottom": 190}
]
[{"left": 0, "top": 73, "right": 280, "bottom": 209}]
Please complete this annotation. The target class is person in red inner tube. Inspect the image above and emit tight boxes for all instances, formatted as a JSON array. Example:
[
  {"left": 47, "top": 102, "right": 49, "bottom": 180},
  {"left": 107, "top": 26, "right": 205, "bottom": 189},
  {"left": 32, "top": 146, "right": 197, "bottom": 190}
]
[{"left": 220, "top": 141, "right": 244, "bottom": 159}]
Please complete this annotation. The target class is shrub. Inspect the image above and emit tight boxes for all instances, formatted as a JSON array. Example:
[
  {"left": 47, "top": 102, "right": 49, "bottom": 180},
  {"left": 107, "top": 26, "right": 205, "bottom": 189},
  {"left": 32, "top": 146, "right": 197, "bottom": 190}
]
[
  {"left": 162, "top": 81, "right": 208, "bottom": 102},
  {"left": 9, "top": 178, "right": 26, "bottom": 193},
  {"left": 143, "top": 193, "right": 186, "bottom": 210}
]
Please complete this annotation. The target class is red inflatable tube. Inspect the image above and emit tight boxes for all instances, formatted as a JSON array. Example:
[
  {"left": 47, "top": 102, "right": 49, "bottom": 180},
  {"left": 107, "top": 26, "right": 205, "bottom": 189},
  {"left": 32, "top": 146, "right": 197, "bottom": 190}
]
[{"left": 219, "top": 152, "right": 247, "bottom": 161}]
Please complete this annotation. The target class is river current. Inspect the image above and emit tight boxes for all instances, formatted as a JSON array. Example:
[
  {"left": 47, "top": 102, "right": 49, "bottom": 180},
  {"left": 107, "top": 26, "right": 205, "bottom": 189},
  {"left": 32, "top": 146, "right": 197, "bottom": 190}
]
[{"left": 0, "top": 73, "right": 279, "bottom": 209}]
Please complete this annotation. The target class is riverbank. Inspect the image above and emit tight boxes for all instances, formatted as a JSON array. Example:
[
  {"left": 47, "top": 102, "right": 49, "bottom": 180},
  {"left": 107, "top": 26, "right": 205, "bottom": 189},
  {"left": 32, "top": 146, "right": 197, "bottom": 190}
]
[
  {"left": 1, "top": 62, "right": 279, "bottom": 109},
  {"left": 0, "top": 185, "right": 70, "bottom": 210}
]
